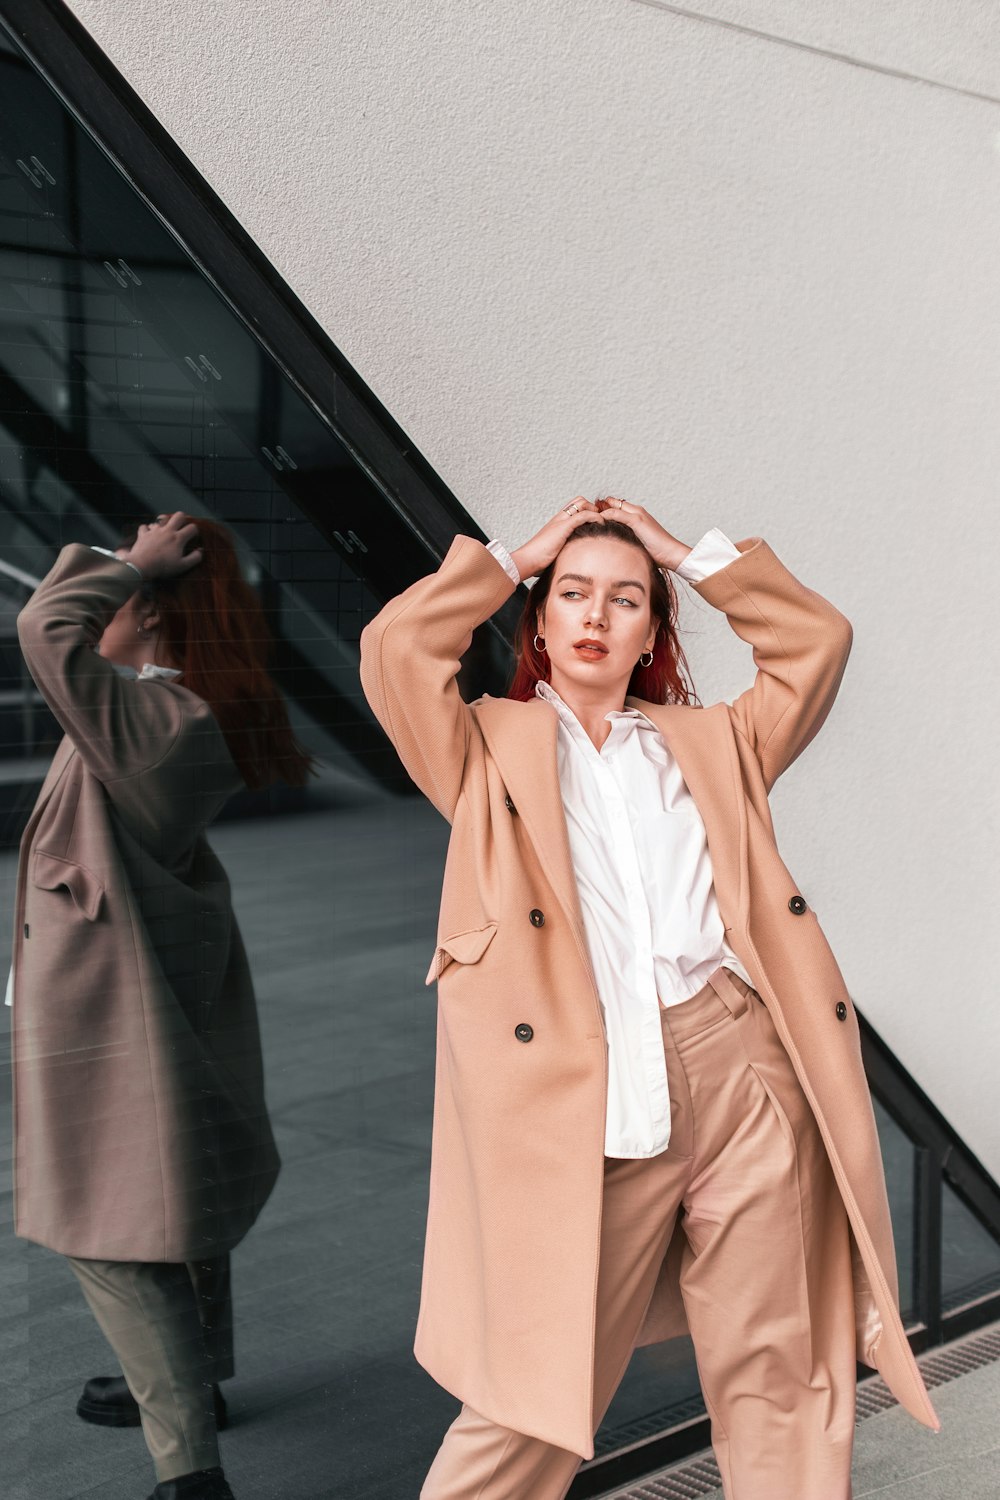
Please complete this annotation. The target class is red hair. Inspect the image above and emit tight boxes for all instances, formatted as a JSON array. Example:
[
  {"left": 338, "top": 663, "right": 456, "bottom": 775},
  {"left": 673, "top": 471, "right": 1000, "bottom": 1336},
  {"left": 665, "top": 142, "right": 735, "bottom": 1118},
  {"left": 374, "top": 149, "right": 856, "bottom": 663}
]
[
  {"left": 124, "top": 517, "right": 314, "bottom": 789},
  {"left": 508, "top": 516, "right": 698, "bottom": 707}
]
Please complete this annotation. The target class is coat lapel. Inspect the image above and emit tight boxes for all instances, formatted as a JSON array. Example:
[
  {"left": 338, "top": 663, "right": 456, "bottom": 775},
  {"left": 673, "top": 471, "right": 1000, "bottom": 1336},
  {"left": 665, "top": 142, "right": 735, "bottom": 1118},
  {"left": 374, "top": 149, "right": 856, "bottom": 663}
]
[
  {"left": 20, "top": 736, "right": 76, "bottom": 851},
  {"left": 474, "top": 696, "right": 590, "bottom": 946},
  {"left": 630, "top": 697, "right": 749, "bottom": 933},
  {"left": 475, "top": 693, "right": 749, "bottom": 942},
  {"left": 12, "top": 737, "right": 78, "bottom": 1000}
]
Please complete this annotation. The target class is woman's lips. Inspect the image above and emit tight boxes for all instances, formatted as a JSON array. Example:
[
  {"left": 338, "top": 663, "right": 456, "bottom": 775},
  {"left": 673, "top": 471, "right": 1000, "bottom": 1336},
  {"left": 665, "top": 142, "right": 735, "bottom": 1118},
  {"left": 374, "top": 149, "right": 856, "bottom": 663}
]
[{"left": 573, "top": 641, "right": 608, "bottom": 659}]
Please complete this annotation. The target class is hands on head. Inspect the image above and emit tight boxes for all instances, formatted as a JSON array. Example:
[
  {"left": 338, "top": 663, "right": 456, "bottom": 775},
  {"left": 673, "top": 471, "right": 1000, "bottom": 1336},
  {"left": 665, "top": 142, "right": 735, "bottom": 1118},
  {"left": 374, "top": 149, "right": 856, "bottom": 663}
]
[
  {"left": 117, "top": 512, "right": 203, "bottom": 580},
  {"left": 510, "top": 498, "right": 690, "bottom": 583}
]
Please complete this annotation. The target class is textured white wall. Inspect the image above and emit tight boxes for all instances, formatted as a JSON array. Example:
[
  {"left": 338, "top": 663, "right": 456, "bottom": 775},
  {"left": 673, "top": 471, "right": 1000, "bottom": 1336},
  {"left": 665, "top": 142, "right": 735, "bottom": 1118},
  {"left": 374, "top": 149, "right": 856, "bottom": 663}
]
[{"left": 64, "top": 0, "right": 1000, "bottom": 1173}]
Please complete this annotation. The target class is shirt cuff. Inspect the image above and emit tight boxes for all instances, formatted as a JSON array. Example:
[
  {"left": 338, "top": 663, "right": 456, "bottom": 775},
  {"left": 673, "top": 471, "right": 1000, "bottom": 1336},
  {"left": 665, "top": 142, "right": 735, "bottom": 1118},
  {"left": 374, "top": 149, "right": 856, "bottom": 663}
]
[
  {"left": 673, "top": 528, "right": 741, "bottom": 583},
  {"left": 91, "top": 545, "right": 143, "bottom": 581},
  {"left": 485, "top": 539, "right": 520, "bottom": 587}
]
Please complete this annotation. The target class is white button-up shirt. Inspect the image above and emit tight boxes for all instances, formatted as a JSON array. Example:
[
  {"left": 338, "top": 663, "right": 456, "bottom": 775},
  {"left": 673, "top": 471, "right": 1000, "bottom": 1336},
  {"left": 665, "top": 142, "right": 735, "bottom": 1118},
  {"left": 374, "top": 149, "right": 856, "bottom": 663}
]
[{"left": 487, "top": 530, "right": 753, "bottom": 1158}]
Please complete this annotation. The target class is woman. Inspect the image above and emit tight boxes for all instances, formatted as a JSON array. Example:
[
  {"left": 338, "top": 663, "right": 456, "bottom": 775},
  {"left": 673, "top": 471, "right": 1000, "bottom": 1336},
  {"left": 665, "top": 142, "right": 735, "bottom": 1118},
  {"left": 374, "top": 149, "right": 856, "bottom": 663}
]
[
  {"left": 11, "top": 513, "right": 310, "bottom": 1500},
  {"left": 359, "top": 497, "right": 939, "bottom": 1500}
]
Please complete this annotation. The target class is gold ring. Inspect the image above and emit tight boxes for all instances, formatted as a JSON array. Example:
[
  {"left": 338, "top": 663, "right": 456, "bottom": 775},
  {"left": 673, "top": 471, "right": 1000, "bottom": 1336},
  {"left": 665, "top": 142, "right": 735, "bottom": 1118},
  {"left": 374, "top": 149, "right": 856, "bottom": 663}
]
[
  {"left": 617, "top": 498, "right": 624, "bottom": 509},
  {"left": 564, "top": 503, "right": 578, "bottom": 515}
]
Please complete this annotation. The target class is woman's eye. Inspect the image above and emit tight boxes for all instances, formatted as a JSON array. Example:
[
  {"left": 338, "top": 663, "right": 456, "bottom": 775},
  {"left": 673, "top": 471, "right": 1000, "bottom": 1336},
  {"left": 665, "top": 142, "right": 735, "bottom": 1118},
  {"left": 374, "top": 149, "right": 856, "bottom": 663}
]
[{"left": 561, "top": 590, "right": 637, "bottom": 606}]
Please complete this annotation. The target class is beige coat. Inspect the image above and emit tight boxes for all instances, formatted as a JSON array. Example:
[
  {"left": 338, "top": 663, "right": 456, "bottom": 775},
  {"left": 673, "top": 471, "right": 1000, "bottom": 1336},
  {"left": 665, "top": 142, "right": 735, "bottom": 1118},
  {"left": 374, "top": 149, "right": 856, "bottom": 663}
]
[
  {"left": 11, "top": 545, "right": 279, "bottom": 1262},
  {"left": 360, "top": 533, "right": 939, "bottom": 1458}
]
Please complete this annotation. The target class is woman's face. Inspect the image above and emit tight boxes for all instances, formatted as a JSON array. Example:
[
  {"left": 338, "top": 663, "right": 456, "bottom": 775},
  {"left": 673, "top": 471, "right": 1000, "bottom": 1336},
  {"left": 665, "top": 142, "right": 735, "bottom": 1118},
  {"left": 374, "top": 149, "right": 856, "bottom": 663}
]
[{"left": 538, "top": 534, "right": 657, "bottom": 702}]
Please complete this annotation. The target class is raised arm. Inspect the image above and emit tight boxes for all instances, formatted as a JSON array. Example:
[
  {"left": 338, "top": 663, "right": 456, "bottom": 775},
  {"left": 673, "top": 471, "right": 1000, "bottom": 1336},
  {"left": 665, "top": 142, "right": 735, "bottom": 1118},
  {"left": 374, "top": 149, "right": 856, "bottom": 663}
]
[
  {"left": 360, "top": 499, "right": 605, "bottom": 820},
  {"left": 691, "top": 537, "right": 854, "bottom": 792},
  {"left": 18, "top": 514, "right": 205, "bottom": 784},
  {"left": 592, "top": 502, "right": 853, "bottom": 792},
  {"left": 359, "top": 536, "right": 517, "bottom": 821},
  {"left": 17, "top": 544, "right": 187, "bottom": 781}
]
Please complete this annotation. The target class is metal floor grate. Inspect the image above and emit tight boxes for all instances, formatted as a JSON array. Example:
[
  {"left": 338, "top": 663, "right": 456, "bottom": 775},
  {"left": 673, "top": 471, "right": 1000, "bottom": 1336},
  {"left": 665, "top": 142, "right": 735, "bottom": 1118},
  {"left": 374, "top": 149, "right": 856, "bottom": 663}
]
[
  {"left": 603, "top": 1322, "right": 1000, "bottom": 1499},
  {"left": 611, "top": 1456, "right": 723, "bottom": 1500},
  {"left": 593, "top": 1395, "right": 708, "bottom": 1457},
  {"left": 918, "top": 1325, "right": 1000, "bottom": 1388}
]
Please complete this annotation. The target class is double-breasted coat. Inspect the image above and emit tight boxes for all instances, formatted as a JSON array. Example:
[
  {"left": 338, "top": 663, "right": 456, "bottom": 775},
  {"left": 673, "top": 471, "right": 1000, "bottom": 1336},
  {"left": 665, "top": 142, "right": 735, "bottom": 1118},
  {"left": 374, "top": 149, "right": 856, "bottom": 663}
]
[
  {"left": 360, "top": 533, "right": 939, "bottom": 1458},
  {"left": 11, "top": 545, "right": 279, "bottom": 1263}
]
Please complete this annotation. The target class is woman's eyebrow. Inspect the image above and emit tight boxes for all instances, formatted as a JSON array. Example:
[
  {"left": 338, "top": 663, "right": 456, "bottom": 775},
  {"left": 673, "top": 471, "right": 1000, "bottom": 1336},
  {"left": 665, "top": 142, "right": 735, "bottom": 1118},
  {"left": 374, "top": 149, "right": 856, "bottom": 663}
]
[{"left": 555, "top": 572, "right": 647, "bottom": 593}]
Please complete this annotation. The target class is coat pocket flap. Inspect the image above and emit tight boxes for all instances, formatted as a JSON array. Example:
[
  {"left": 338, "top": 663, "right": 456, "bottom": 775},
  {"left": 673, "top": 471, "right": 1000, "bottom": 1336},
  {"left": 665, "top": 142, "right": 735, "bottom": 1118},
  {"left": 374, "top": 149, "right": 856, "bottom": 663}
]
[
  {"left": 424, "top": 922, "right": 498, "bottom": 985},
  {"left": 32, "top": 851, "right": 105, "bottom": 922}
]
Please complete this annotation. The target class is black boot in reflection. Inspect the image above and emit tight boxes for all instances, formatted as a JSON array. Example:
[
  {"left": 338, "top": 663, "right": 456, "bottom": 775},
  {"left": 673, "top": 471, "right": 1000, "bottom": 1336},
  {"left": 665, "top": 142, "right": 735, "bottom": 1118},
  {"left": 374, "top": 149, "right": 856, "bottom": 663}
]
[
  {"left": 77, "top": 1376, "right": 228, "bottom": 1430},
  {"left": 147, "top": 1468, "right": 235, "bottom": 1500}
]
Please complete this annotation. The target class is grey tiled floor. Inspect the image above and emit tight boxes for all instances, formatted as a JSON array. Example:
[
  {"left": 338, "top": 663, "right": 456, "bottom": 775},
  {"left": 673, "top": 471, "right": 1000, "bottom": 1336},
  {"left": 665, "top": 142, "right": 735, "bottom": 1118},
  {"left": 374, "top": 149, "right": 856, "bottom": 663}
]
[
  {"left": 852, "top": 1358, "right": 1000, "bottom": 1498},
  {"left": 644, "top": 1352, "right": 1000, "bottom": 1500},
  {"left": 2, "top": 794, "right": 999, "bottom": 1498}
]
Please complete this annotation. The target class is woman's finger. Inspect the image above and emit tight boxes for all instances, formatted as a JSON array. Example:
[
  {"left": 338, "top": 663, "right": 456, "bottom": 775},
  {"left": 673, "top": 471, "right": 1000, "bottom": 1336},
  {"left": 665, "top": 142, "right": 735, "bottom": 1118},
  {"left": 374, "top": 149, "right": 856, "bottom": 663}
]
[
  {"left": 162, "top": 511, "right": 193, "bottom": 534},
  {"left": 598, "top": 496, "right": 643, "bottom": 515},
  {"left": 558, "top": 501, "right": 598, "bottom": 532},
  {"left": 566, "top": 508, "right": 597, "bottom": 533}
]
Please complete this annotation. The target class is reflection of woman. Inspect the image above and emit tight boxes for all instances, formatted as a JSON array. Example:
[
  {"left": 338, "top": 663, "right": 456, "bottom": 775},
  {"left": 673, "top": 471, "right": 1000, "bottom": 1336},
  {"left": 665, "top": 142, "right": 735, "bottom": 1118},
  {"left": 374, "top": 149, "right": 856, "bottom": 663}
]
[
  {"left": 360, "top": 498, "right": 938, "bottom": 1500},
  {"left": 11, "top": 513, "right": 310, "bottom": 1500}
]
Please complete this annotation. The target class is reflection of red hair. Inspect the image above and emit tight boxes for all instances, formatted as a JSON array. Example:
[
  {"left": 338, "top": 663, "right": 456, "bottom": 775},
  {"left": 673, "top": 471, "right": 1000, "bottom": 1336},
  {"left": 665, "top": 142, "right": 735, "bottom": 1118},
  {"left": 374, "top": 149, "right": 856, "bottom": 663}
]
[
  {"left": 508, "top": 516, "right": 697, "bottom": 707},
  {"left": 123, "top": 517, "right": 313, "bottom": 789}
]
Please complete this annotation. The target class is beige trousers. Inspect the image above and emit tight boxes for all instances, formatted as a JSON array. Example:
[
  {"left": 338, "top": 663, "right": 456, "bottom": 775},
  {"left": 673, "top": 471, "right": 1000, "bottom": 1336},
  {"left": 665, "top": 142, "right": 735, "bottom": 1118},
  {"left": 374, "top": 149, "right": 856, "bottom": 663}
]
[
  {"left": 422, "top": 967, "right": 857, "bottom": 1500},
  {"left": 67, "top": 1254, "right": 232, "bottom": 1482}
]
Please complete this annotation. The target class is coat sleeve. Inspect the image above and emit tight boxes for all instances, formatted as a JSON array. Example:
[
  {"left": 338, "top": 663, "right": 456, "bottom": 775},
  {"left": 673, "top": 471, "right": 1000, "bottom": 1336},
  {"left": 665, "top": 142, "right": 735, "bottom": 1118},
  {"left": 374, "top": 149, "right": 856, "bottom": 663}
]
[
  {"left": 17, "top": 543, "right": 187, "bottom": 782},
  {"left": 690, "top": 537, "right": 854, "bottom": 792},
  {"left": 359, "top": 535, "right": 517, "bottom": 821}
]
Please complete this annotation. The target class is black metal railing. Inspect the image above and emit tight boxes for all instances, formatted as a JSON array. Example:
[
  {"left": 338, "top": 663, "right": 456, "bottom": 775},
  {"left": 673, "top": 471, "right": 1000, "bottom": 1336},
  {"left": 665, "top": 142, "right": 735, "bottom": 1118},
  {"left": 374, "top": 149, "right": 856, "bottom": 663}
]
[{"left": 860, "top": 1015, "right": 1000, "bottom": 1351}]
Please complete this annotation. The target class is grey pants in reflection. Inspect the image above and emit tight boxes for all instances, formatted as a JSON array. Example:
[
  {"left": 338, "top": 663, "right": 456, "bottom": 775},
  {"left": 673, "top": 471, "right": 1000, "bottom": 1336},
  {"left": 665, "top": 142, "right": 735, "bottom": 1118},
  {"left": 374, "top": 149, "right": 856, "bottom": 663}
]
[{"left": 67, "top": 1254, "right": 233, "bottom": 1483}]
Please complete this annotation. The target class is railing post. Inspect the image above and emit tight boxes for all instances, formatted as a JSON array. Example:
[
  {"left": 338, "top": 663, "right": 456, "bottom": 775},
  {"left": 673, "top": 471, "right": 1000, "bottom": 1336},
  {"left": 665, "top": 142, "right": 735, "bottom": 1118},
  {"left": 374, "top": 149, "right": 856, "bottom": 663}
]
[{"left": 914, "top": 1145, "right": 943, "bottom": 1345}]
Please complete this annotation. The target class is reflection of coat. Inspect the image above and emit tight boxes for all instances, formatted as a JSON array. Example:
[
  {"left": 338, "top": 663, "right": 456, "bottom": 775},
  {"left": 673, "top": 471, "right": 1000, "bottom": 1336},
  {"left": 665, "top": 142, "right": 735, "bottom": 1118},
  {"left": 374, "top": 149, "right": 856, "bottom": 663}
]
[
  {"left": 12, "top": 546, "right": 279, "bottom": 1262},
  {"left": 360, "top": 534, "right": 939, "bottom": 1458}
]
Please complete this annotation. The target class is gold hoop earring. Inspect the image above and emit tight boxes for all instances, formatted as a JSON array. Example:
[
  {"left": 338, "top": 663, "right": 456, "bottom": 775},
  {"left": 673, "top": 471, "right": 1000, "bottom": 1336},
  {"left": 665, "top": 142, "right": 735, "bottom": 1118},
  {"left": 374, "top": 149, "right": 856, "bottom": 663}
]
[
  {"left": 638, "top": 650, "right": 654, "bottom": 668},
  {"left": 533, "top": 634, "right": 546, "bottom": 654}
]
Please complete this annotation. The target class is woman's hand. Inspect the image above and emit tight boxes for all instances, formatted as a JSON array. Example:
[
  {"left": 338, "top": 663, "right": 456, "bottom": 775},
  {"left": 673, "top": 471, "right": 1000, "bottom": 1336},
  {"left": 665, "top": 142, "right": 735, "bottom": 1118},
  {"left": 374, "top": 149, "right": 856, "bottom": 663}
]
[
  {"left": 117, "top": 513, "right": 204, "bottom": 580},
  {"left": 595, "top": 497, "right": 692, "bottom": 572},
  {"left": 510, "top": 498, "right": 600, "bottom": 580}
]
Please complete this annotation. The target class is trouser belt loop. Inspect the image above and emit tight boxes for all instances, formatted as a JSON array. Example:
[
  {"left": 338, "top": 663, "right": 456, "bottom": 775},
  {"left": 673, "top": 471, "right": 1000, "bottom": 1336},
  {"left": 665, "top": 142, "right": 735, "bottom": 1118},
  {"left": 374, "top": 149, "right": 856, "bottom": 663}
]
[{"left": 706, "top": 965, "right": 749, "bottom": 1018}]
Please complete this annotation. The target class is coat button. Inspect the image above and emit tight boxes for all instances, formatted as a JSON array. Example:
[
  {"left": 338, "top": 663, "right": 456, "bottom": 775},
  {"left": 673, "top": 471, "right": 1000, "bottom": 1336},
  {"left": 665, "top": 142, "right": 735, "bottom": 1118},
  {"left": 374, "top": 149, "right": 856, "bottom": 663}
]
[
  {"left": 788, "top": 895, "right": 807, "bottom": 915},
  {"left": 23, "top": 923, "right": 29, "bottom": 939},
  {"left": 835, "top": 1001, "right": 848, "bottom": 1022},
  {"left": 504, "top": 793, "right": 516, "bottom": 813},
  {"left": 529, "top": 908, "right": 545, "bottom": 927},
  {"left": 515, "top": 1023, "right": 534, "bottom": 1043}
]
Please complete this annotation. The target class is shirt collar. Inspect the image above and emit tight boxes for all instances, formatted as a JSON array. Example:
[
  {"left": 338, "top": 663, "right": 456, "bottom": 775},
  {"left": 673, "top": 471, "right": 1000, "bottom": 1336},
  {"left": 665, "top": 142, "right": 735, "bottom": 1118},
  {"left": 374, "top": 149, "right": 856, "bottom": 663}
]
[
  {"left": 534, "top": 679, "right": 655, "bottom": 730},
  {"left": 109, "top": 661, "right": 183, "bottom": 682}
]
